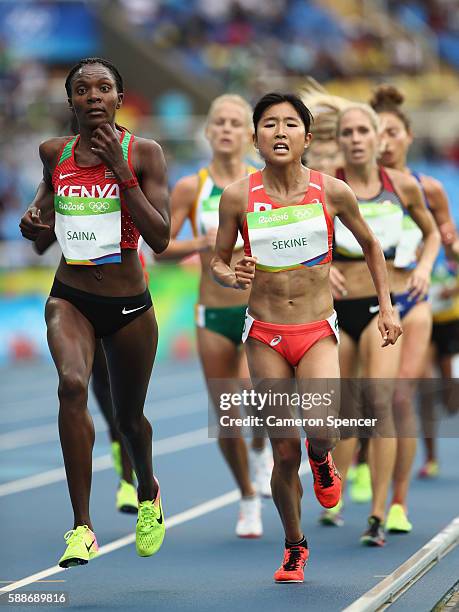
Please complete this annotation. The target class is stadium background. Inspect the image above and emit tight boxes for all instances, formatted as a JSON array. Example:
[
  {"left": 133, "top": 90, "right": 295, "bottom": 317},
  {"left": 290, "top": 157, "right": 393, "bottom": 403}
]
[{"left": 1, "top": 0, "right": 459, "bottom": 365}]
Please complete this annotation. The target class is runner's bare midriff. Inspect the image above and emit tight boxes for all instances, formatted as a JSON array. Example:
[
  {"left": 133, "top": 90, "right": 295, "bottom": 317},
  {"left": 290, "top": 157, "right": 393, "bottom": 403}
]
[
  {"left": 248, "top": 264, "right": 333, "bottom": 324},
  {"left": 387, "top": 262, "right": 411, "bottom": 294},
  {"left": 334, "top": 260, "right": 380, "bottom": 299},
  {"left": 55, "top": 249, "right": 147, "bottom": 296},
  {"left": 199, "top": 249, "right": 250, "bottom": 307}
]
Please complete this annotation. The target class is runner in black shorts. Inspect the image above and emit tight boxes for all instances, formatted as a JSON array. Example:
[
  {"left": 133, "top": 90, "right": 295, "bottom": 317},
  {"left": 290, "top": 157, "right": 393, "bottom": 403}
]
[{"left": 19, "top": 57, "right": 170, "bottom": 567}]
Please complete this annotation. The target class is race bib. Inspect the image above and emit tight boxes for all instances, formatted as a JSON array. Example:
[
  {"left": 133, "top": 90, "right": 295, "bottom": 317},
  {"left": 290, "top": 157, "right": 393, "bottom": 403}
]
[
  {"left": 54, "top": 191, "right": 121, "bottom": 265},
  {"left": 247, "top": 204, "right": 329, "bottom": 271},
  {"left": 199, "top": 194, "right": 244, "bottom": 249},
  {"left": 394, "top": 215, "right": 423, "bottom": 268},
  {"left": 334, "top": 201, "right": 403, "bottom": 258}
]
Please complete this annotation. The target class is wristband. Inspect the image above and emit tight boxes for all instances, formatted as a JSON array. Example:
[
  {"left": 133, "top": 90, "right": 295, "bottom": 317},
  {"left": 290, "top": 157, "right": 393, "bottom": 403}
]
[{"left": 119, "top": 177, "right": 139, "bottom": 192}]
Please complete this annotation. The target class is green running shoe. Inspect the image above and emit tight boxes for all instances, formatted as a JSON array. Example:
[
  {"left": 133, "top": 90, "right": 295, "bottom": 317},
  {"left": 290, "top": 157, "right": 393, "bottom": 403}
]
[
  {"left": 116, "top": 479, "right": 138, "bottom": 514},
  {"left": 386, "top": 504, "right": 412, "bottom": 533},
  {"left": 111, "top": 441, "right": 122, "bottom": 478},
  {"left": 136, "top": 480, "right": 165, "bottom": 557},
  {"left": 319, "top": 499, "right": 344, "bottom": 527},
  {"left": 347, "top": 465, "right": 356, "bottom": 483},
  {"left": 350, "top": 463, "right": 372, "bottom": 503},
  {"left": 58, "top": 525, "right": 99, "bottom": 568}
]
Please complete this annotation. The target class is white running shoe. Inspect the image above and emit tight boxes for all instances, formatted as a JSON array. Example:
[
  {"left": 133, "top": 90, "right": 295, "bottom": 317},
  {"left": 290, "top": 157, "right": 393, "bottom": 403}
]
[
  {"left": 251, "top": 445, "right": 273, "bottom": 498},
  {"left": 236, "top": 496, "right": 263, "bottom": 538}
]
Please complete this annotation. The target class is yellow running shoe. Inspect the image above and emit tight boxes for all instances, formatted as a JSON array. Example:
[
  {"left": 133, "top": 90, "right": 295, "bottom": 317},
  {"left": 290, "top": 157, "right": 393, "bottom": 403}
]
[
  {"left": 136, "top": 480, "right": 165, "bottom": 557},
  {"left": 116, "top": 479, "right": 138, "bottom": 514},
  {"left": 58, "top": 525, "right": 99, "bottom": 568},
  {"left": 350, "top": 463, "right": 372, "bottom": 503},
  {"left": 386, "top": 504, "right": 412, "bottom": 533},
  {"left": 111, "top": 441, "right": 122, "bottom": 478},
  {"left": 319, "top": 499, "right": 344, "bottom": 527},
  {"left": 417, "top": 460, "right": 439, "bottom": 479}
]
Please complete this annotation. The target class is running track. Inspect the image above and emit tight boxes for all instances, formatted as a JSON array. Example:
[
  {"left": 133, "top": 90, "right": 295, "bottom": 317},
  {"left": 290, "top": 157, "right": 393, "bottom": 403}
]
[{"left": 0, "top": 360, "right": 458, "bottom": 611}]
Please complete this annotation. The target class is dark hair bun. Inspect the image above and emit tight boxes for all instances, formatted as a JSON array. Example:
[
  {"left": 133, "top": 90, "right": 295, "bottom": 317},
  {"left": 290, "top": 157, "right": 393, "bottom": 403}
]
[{"left": 370, "top": 85, "right": 404, "bottom": 110}]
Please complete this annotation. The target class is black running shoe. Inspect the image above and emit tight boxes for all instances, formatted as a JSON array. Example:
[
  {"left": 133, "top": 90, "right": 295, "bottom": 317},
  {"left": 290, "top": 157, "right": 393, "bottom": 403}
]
[{"left": 360, "top": 515, "right": 385, "bottom": 547}]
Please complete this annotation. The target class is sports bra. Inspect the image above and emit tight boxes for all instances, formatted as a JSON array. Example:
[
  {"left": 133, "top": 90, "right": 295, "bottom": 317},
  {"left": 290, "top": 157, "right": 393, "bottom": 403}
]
[
  {"left": 242, "top": 169, "right": 333, "bottom": 272},
  {"left": 333, "top": 166, "right": 404, "bottom": 262}
]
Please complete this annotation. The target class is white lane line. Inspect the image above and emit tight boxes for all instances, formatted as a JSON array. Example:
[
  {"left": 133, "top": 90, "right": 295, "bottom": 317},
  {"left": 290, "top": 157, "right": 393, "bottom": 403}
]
[
  {"left": 0, "top": 427, "right": 213, "bottom": 497},
  {"left": 0, "top": 461, "right": 310, "bottom": 594},
  {"left": 343, "top": 516, "right": 459, "bottom": 612},
  {"left": 0, "top": 488, "right": 240, "bottom": 594},
  {"left": 0, "top": 391, "right": 206, "bottom": 451}
]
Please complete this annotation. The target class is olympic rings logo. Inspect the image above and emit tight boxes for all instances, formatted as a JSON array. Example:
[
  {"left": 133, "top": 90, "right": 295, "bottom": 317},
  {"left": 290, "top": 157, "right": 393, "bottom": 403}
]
[
  {"left": 89, "top": 202, "right": 110, "bottom": 213},
  {"left": 293, "top": 208, "right": 313, "bottom": 220}
]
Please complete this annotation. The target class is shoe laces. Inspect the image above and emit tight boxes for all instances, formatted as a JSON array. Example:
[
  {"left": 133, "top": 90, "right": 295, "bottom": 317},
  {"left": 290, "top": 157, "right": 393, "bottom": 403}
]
[
  {"left": 368, "top": 516, "right": 382, "bottom": 536},
  {"left": 63, "top": 525, "right": 87, "bottom": 544},
  {"left": 314, "top": 457, "right": 334, "bottom": 488},
  {"left": 283, "top": 547, "right": 305, "bottom": 572},
  {"left": 137, "top": 501, "right": 156, "bottom": 529}
]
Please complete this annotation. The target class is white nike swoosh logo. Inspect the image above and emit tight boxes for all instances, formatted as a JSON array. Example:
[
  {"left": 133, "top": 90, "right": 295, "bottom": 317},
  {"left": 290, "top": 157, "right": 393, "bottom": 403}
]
[
  {"left": 122, "top": 305, "right": 145, "bottom": 315},
  {"left": 369, "top": 305, "right": 380, "bottom": 314},
  {"left": 59, "top": 172, "right": 77, "bottom": 179}
]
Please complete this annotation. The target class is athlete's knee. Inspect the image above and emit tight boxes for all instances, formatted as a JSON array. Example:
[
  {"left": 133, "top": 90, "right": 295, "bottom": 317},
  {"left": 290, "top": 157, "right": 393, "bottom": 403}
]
[
  {"left": 58, "top": 370, "right": 88, "bottom": 405},
  {"left": 272, "top": 439, "right": 301, "bottom": 473}
]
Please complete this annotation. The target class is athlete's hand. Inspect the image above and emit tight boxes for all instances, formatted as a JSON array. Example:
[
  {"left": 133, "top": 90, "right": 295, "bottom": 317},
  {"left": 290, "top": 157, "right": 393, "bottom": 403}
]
[
  {"left": 378, "top": 307, "right": 402, "bottom": 347},
  {"left": 90, "top": 123, "right": 125, "bottom": 173},
  {"left": 407, "top": 264, "right": 431, "bottom": 301},
  {"left": 234, "top": 255, "right": 257, "bottom": 289},
  {"left": 197, "top": 228, "right": 218, "bottom": 252},
  {"left": 329, "top": 265, "right": 347, "bottom": 299},
  {"left": 19, "top": 207, "right": 51, "bottom": 241}
]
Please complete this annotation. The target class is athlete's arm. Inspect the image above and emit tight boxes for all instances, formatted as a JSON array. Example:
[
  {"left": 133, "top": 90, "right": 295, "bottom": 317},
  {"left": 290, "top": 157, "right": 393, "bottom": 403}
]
[
  {"left": 90, "top": 125, "right": 170, "bottom": 254},
  {"left": 19, "top": 140, "right": 61, "bottom": 242},
  {"left": 326, "top": 176, "right": 401, "bottom": 346},
  {"left": 156, "top": 175, "right": 215, "bottom": 260},
  {"left": 421, "top": 175, "right": 459, "bottom": 259},
  {"left": 211, "top": 180, "right": 254, "bottom": 289},
  {"left": 394, "top": 171, "right": 440, "bottom": 299}
]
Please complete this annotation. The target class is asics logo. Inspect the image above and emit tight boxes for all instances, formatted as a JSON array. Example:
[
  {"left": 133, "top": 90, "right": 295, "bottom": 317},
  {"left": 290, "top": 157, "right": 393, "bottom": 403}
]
[
  {"left": 122, "top": 305, "right": 145, "bottom": 315},
  {"left": 270, "top": 335, "right": 282, "bottom": 347},
  {"left": 90, "top": 202, "right": 110, "bottom": 213},
  {"left": 369, "top": 305, "right": 380, "bottom": 314},
  {"left": 59, "top": 172, "right": 77, "bottom": 180}
]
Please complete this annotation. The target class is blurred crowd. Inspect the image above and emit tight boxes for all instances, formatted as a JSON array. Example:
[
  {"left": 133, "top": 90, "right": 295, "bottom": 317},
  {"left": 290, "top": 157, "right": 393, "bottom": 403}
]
[
  {"left": 118, "top": 0, "right": 429, "bottom": 93},
  {"left": 389, "top": 0, "right": 459, "bottom": 68}
]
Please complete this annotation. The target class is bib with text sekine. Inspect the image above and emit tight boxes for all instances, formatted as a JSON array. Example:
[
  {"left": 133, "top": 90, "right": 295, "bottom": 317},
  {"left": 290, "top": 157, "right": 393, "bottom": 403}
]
[{"left": 247, "top": 203, "right": 330, "bottom": 271}]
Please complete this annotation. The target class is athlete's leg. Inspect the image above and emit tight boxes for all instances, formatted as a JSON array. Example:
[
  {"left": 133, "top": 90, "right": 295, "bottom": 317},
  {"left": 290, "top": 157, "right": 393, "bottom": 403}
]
[
  {"left": 237, "top": 348, "right": 266, "bottom": 451},
  {"left": 91, "top": 340, "right": 135, "bottom": 484},
  {"left": 45, "top": 298, "right": 96, "bottom": 529},
  {"left": 102, "top": 308, "right": 157, "bottom": 502},
  {"left": 198, "top": 326, "right": 255, "bottom": 497},
  {"left": 245, "top": 339, "right": 301, "bottom": 540},
  {"left": 331, "top": 331, "right": 359, "bottom": 484},
  {"left": 360, "top": 317, "right": 402, "bottom": 521},
  {"left": 296, "top": 335, "right": 340, "bottom": 452},
  {"left": 392, "top": 302, "right": 431, "bottom": 507}
]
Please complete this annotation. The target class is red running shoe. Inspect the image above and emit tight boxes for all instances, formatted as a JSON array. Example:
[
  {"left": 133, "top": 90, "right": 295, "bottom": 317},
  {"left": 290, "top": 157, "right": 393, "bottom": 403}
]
[
  {"left": 306, "top": 440, "right": 341, "bottom": 508},
  {"left": 274, "top": 545, "right": 309, "bottom": 583}
]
